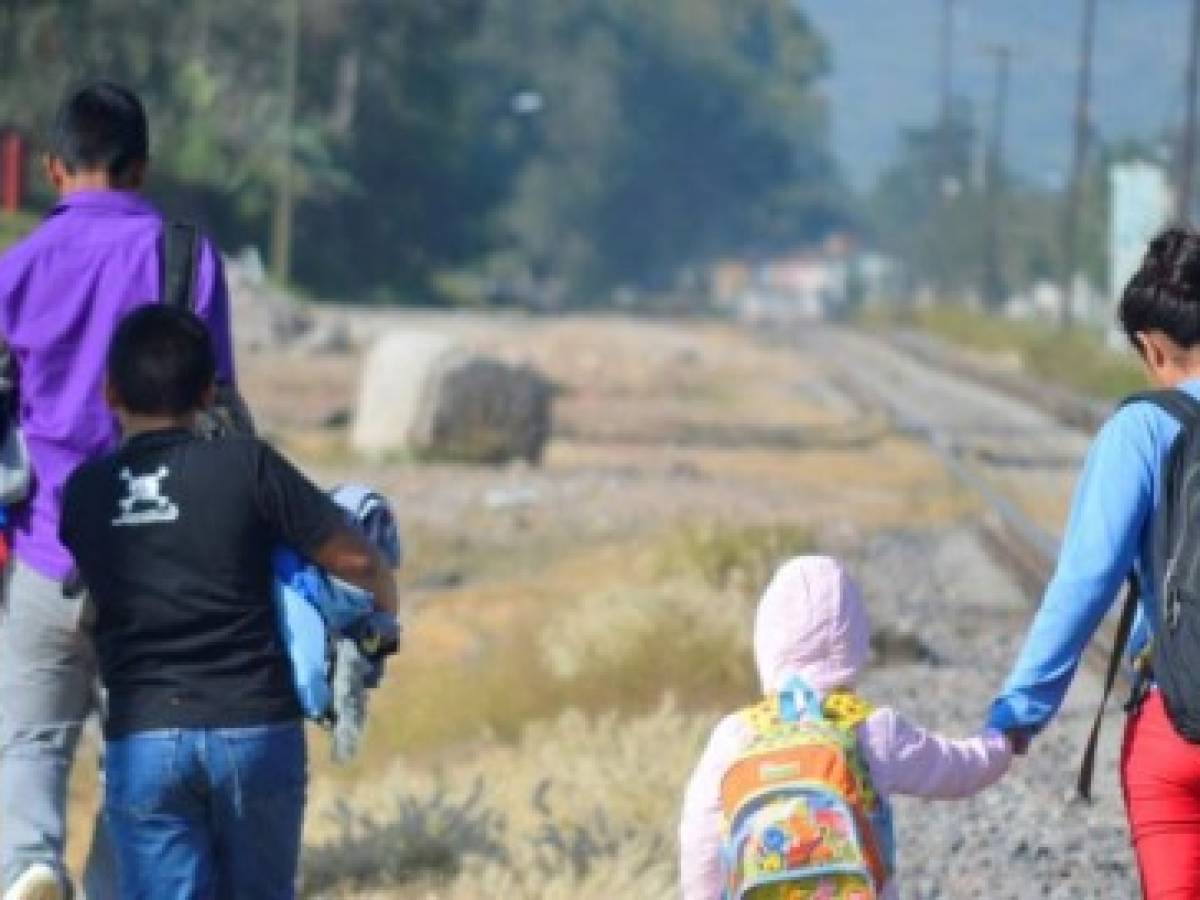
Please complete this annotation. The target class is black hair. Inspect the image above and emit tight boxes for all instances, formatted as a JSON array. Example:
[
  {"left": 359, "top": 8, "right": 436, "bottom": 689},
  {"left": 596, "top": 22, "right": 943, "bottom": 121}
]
[
  {"left": 1119, "top": 228, "right": 1200, "bottom": 351},
  {"left": 107, "top": 305, "right": 216, "bottom": 417},
  {"left": 50, "top": 80, "right": 148, "bottom": 182}
]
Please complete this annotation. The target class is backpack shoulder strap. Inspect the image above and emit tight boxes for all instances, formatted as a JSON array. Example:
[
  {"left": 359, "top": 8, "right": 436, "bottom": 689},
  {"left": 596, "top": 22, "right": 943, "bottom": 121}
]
[
  {"left": 160, "top": 220, "right": 201, "bottom": 311},
  {"left": 739, "top": 680, "right": 824, "bottom": 738},
  {"left": 741, "top": 684, "right": 874, "bottom": 735},
  {"left": 739, "top": 696, "right": 779, "bottom": 736},
  {"left": 1122, "top": 389, "right": 1200, "bottom": 431},
  {"left": 1077, "top": 575, "right": 1141, "bottom": 802},
  {"left": 822, "top": 690, "right": 875, "bottom": 730}
]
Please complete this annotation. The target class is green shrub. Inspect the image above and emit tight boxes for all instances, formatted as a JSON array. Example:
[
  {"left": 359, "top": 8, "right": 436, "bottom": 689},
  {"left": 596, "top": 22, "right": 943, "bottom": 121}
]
[
  {"left": 909, "top": 307, "right": 1144, "bottom": 400},
  {"left": 655, "top": 522, "right": 815, "bottom": 595},
  {"left": 302, "top": 703, "right": 706, "bottom": 899},
  {"left": 0, "top": 212, "right": 36, "bottom": 252}
]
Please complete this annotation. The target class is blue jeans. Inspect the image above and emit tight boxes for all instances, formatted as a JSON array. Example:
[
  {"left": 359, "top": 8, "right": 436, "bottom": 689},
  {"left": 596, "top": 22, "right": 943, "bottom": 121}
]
[{"left": 103, "top": 721, "right": 306, "bottom": 900}]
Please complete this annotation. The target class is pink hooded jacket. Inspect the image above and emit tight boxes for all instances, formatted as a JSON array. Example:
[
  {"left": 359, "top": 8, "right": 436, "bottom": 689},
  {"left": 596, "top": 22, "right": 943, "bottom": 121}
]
[{"left": 678, "top": 556, "right": 1011, "bottom": 900}]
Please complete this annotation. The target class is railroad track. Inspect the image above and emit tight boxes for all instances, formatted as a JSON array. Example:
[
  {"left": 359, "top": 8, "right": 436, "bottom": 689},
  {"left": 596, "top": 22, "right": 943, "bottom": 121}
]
[{"left": 792, "top": 324, "right": 1127, "bottom": 684}]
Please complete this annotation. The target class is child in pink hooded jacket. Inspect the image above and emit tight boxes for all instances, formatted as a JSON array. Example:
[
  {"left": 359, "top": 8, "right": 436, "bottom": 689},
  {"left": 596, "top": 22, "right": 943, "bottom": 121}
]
[{"left": 679, "top": 555, "right": 1013, "bottom": 900}]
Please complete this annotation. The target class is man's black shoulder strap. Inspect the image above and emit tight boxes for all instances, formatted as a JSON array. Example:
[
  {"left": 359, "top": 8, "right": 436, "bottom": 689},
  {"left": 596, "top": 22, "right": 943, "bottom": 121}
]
[
  {"left": 160, "top": 221, "right": 201, "bottom": 311},
  {"left": 158, "top": 221, "right": 256, "bottom": 438}
]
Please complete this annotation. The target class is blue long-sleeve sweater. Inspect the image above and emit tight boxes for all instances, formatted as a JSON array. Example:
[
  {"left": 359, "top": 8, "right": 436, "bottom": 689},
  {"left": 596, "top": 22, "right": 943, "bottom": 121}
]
[{"left": 987, "top": 381, "right": 1200, "bottom": 734}]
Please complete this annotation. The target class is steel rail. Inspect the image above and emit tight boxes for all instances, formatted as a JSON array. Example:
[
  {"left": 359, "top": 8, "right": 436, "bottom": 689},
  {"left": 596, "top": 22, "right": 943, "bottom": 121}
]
[{"left": 822, "top": 338, "right": 1127, "bottom": 684}]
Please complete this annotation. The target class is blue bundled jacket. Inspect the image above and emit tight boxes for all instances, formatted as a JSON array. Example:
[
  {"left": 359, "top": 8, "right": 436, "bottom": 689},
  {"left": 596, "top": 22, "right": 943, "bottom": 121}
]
[{"left": 273, "top": 485, "right": 402, "bottom": 722}]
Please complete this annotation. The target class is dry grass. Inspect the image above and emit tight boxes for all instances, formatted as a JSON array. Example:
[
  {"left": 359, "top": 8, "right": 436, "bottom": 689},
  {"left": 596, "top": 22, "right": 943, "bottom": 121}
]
[
  {"left": 298, "top": 522, "right": 819, "bottom": 896},
  {"left": 64, "top": 739, "right": 102, "bottom": 875},
  {"left": 316, "top": 523, "right": 804, "bottom": 779},
  {"left": 901, "top": 306, "right": 1144, "bottom": 400},
  {"left": 302, "top": 701, "right": 710, "bottom": 899},
  {"left": 284, "top": 315, "right": 977, "bottom": 896},
  {"left": 986, "top": 476, "right": 1074, "bottom": 536},
  {"left": 57, "top": 313, "right": 978, "bottom": 894},
  {"left": 653, "top": 522, "right": 816, "bottom": 594}
]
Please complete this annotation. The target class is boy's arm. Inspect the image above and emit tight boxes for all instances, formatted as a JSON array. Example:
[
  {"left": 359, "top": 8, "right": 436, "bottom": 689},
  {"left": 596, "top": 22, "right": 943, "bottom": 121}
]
[
  {"left": 679, "top": 714, "right": 745, "bottom": 900},
  {"left": 193, "top": 237, "right": 236, "bottom": 385},
  {"left": 254, "top": 442, "right": 398, "bottom": 615},
  {"left": 859, "top": 708, "right": 1012, "bottom": 800},
  {"left": 310, "top": 527, "right": 398, "bottom": 615}
]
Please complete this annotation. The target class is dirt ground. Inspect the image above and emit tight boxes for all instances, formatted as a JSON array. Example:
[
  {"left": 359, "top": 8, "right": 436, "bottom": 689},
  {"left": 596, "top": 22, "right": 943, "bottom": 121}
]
[
  {"left": 64, "top": 312, "right": 989, "bottom": 889},
  {"left": 257, "top": 313, "right": 973, "bottom": 556}
]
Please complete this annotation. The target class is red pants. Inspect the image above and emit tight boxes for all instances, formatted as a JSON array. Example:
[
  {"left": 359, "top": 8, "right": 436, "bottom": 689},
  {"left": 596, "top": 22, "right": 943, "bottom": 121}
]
[{"left": 1122, "top": 690, "right": 1200, "bottom": 897}]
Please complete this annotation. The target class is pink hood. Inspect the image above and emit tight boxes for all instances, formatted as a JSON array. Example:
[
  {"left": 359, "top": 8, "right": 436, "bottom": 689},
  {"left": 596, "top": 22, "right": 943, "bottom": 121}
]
[
  {"left": 681, "top": 556, "right": 1012, "bottom": 900},
  {"left": 753, "top": 555, "right": 870, "bottom": 695}
]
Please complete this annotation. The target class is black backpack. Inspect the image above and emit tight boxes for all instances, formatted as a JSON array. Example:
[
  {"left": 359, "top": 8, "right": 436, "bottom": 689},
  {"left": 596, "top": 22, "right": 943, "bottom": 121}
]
[
  {"left": 160, "top": 221, "right": 255, "bottom": 438},
  {"left": 1079, "top": 389, "right": 1200, "bottom": 800}
]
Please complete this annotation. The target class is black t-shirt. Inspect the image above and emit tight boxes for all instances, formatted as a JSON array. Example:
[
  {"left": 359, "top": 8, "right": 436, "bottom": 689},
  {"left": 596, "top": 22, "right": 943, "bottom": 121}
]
[{"left": 60, "top": 428, "right": 346, "bottom": 738}]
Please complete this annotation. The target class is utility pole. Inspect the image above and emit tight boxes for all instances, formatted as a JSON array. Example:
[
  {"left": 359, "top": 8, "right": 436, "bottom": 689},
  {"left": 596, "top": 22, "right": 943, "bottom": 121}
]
[
  {"left": 1060, "top": 0, "right": 1098, "bottom": 330},
  {"left": 271, "top": 0, "right": 300, "bottom": 283},
  {"left": 939, "top": 0, "right": 960, "bottom": 191},
  {"left": 1178, "top": 0, "right": 1200, "bottom": 224},
  {"left": 933, "top": 0, "right": 961, "bottom": 303},
  {"left": 982, "top": 44, "right": 1014, "bottom": 311}
]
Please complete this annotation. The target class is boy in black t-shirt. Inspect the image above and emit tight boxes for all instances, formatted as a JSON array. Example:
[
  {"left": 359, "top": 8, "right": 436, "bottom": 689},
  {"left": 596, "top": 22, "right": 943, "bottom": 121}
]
[{"left": 59, "top": 305, "right": 398, "bottom": 900}]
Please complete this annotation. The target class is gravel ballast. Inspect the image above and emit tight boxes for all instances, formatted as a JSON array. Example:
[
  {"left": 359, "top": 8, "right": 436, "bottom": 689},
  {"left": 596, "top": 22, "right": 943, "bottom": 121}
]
[{"left": 844, "top": 527, "right": 1136, "bottom": 898}]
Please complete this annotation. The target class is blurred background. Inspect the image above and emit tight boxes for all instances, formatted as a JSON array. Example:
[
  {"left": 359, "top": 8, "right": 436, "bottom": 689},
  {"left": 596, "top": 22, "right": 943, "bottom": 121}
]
[
  {"left": 0, "top": 1, "right": 1187, "bottom": 897},
  {"left": 0, "top": 0, "right": 1186, "bottom": 324}
]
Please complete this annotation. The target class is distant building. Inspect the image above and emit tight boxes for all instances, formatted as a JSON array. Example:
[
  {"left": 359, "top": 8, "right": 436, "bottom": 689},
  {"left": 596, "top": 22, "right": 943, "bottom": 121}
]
[
  {"left": 709, "top": 261, "right": 750, "bottom": 309},
  {"left": 760, "top": 253, "right": 847, "bottom": 316},
  {"left": 725, "top": 236, "right": 900, "bottom": 325},
  {"left": 1109, "top": 161, "right": 1172, "bottom": 302},
  {"left": 1004, "top": 276, "right": 1103, "bottom": 326},
  {"left": 852, "top": 252, "right": 901, "bottom": 308}
]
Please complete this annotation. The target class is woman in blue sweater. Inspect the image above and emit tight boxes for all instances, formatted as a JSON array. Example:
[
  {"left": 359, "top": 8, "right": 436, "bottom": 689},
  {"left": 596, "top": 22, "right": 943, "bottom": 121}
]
[{"left": 989, "top": 229, "right": 1200, "bottom": 896}]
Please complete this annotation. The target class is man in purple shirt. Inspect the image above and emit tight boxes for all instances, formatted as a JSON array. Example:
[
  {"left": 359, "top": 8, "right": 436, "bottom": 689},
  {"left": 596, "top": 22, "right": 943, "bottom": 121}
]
[{"left": 0, "top": 82, "right": 234, "bottom": 900}]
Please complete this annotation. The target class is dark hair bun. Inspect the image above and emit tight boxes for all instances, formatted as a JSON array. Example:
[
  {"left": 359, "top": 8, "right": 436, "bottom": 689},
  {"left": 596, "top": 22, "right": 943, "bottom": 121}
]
[
  {"left": 1140, "top": 228, "right": 1200, "bottom": 303},
  {"left": 1119, "top": 227, "right": 1200, "bottom": 349}
]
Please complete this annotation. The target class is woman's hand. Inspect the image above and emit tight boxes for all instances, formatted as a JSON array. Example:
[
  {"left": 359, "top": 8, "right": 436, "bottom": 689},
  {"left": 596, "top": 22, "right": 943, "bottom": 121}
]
[{"left": 1003, "top": 728, "right": 1032, "bottom": 755}]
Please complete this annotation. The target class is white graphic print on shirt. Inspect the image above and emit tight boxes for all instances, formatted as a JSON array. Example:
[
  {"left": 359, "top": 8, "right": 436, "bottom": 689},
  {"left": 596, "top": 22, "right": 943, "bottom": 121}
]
[{"left": 112, "top": 466, "right": 179, "bottom": 526}]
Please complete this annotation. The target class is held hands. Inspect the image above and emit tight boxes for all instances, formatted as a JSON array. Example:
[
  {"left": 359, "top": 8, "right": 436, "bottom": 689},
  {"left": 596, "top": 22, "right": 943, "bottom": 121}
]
[{"left": 1003, "top": 728, "right": 1032, "bottom": 756}]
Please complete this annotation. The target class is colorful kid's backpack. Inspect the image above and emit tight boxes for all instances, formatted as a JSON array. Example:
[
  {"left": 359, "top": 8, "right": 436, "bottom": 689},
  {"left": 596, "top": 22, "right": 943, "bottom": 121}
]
[{"left": 719, "top": 678, "right": 894, "bottom": 900}]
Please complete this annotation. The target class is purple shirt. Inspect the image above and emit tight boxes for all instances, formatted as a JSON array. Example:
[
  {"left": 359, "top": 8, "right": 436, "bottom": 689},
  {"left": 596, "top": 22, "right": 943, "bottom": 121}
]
[{"left": 0, "top": 190, "right": 234, "bottom": 579}]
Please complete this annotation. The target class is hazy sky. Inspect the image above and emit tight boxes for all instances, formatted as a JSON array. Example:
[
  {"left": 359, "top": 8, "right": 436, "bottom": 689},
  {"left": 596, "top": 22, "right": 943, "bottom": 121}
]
[{"left": 799, "top": 0, "right": 1191, "bottom": 189}]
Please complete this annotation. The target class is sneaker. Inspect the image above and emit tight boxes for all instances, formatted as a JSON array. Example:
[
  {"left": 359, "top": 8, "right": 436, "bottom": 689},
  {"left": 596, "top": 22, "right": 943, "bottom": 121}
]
[{"left": 3, "top": 865, "right": 63, "bottom": 900}]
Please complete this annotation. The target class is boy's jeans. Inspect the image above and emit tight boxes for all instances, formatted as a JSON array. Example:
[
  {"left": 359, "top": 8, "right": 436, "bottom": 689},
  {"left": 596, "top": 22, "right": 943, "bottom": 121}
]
[
  {"left": 103, "top": 722, "right": 306, "bottom": 900},
  {"left": 0, "top": 560, "right": 115, "bottom": 896}
]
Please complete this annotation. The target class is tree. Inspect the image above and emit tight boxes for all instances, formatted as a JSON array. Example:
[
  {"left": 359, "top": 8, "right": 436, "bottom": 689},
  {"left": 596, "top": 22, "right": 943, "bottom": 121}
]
[
  {"left": 0, "top": 0, "right": 340, "bottom": 249},
  {"left": 0, "top": 0, "right": 850, "bottom": 306},
  {"left": 288, "top": 0, "right": 488, "bottom": 302},
  {"left": 869, "top": 102, "right": 984, "bottom": 300},
  {"left": 463, "top": 0, "right": 849, "bottom": 302}
]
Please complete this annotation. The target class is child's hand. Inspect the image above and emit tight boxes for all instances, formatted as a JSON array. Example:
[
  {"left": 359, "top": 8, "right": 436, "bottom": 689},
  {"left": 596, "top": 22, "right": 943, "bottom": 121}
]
[{"left": 1003, "top": 728, "right": 1031, "bottom": 756}]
